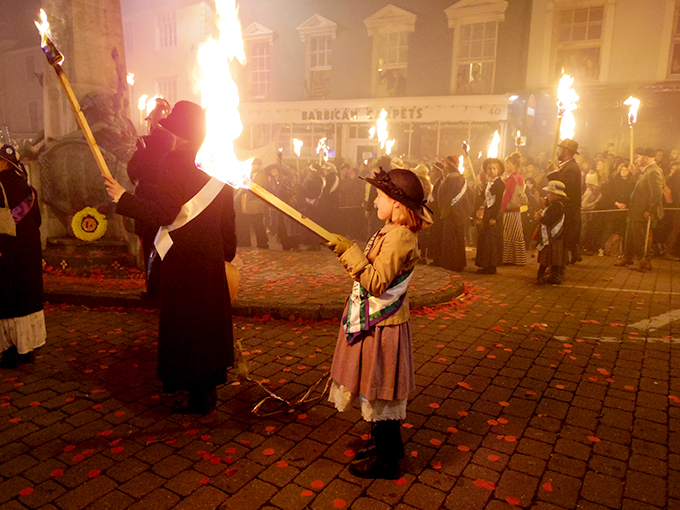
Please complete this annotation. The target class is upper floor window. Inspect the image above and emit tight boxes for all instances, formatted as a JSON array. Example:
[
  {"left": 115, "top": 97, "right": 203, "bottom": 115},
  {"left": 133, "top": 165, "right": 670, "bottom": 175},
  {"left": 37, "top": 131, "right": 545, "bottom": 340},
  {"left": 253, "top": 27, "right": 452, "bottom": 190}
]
[
  {"left": 554, "top": 4, "right": 604, "bottom": 81},
  {"left": 670, "top": 2, "right": 680, "bottom": 76},
  {"left": 311, "top": 35, "right": 332, "bottom": 70},
  {"left": 297, "top": 15, "right": 336, "bottom": 100},
  {"left": 157, "top": 11, "right": 177, "bottom": 49},
  {"left": 446, "top": 0, "right": 507, "bottom": 95},
  {"left": 156, "top": 76, "right": 177, "bottom": 105},
  {"left": 250, "top": 42, "right": 270, "bottom": 99},
  {"left": 243, "top": 22, "right": 275, "bottom": 101},
  {"left": 364, "top": 5, "right": 416, "bottom": 98}
]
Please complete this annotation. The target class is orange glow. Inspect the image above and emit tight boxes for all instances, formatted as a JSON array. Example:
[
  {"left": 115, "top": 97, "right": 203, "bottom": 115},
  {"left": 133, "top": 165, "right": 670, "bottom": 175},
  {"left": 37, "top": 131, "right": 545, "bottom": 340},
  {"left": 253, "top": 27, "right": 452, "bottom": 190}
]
[
  {"left": 487, "top": 130, "right": 500, "bottom": 158},
  {"left": 624, "top": 96, "right": 640, "bottom": 125},
  {"left": 34, "top": 9, "right": 51, "bottom": 47},
  {"left": 293, "top": 138, "right": 303, "bottom": 157},
  {"left": 195, "top": 0, "right": 252, "bottom": 186},
  {"left": 557, "top": 73, "right": 579, "bottom": 140}
]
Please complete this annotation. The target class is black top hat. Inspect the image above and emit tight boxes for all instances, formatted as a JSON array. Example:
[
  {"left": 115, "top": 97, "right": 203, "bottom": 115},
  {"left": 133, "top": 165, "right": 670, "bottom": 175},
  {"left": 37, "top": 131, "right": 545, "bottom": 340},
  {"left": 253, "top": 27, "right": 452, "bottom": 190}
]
[
  {"left": 159, "top": 101, "right": 207, "bottom": 143},
  {"left": 362, "top": 168, "right": 432, "bottom": 220},
  {"left": 557, "top": 138, "right": 579, "bottom": 154}
]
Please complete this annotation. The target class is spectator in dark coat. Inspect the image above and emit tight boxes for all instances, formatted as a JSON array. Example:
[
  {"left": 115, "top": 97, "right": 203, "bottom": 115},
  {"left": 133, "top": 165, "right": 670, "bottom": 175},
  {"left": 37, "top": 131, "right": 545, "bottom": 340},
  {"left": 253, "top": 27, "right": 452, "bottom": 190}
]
[
  {"left": 547, "top": 138, "right": 583, "bottom": 264},
  {"left": 475, "top": 158, "right": 505, "bottom": 274},
  {"left": 0, "top": 145, "right": 45, "bottom": 368}
]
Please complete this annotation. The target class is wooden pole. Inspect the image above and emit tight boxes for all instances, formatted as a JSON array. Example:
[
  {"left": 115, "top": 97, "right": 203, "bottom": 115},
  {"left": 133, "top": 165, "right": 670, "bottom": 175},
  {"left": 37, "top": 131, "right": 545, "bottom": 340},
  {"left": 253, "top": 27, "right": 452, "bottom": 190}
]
[
  {"left": 243, "top": 177, "right": 335, "bottom": 242},
  {"left": 629, "top": 125, "right": 634, "bottom": 163}
]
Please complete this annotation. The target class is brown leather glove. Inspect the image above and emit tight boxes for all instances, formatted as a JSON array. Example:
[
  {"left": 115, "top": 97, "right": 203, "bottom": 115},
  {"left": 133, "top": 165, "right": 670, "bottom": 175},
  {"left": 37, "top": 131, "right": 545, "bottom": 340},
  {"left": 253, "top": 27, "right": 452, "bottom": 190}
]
[{"left": 326, "top": 234, "right": 353, "bottom": 256}]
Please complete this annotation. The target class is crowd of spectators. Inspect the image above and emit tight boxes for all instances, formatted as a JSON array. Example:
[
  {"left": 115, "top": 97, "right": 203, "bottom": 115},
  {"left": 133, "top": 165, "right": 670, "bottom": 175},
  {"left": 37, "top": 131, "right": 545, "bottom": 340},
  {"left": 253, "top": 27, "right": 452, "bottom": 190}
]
[{"left": 235, "top": 143, "right": 680, "bottom": 273}]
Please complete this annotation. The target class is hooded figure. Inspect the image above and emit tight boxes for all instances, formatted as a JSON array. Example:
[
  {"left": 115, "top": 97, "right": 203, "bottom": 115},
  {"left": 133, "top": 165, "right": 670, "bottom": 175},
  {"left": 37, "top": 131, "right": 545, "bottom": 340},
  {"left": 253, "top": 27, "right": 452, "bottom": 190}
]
[{"left": 105, "top": 101, "right": 237, "bottom": 414}]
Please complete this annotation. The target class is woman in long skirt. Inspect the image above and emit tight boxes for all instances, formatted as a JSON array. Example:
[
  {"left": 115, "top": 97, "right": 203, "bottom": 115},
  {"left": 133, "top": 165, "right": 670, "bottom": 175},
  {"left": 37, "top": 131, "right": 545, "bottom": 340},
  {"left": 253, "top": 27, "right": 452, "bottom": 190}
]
[{"left": 501, "top": 152, "right": 527, "bottom": 265}]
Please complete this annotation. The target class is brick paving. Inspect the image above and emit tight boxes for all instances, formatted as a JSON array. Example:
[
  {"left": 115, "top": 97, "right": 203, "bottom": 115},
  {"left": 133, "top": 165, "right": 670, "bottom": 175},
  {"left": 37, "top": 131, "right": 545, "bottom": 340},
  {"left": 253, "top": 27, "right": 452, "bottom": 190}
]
[{"left": 3, "top": 250, "right": 680, "bottom": 509}]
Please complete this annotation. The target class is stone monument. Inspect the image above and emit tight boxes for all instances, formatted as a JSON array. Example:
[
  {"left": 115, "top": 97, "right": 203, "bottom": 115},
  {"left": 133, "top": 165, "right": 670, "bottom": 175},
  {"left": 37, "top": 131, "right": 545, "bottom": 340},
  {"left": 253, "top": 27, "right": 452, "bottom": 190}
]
[{"left": 36, "top": 0, "right": 139, "bottom": 268}]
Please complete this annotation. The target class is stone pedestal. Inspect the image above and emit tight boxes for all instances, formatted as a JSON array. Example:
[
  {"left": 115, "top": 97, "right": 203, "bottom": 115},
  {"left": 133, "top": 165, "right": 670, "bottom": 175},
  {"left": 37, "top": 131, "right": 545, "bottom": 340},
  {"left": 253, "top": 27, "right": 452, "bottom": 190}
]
[{"left": 38, "top": 0, "right": 138, "bottom": 264}]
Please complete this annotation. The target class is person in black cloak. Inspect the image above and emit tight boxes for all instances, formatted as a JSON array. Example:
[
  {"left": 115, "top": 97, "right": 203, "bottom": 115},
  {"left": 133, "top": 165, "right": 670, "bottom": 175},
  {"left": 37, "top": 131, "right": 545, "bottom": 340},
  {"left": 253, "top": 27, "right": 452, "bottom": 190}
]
[
  {"left": 475, "top": 158, "right": 505, "bottom": 274},
  {"left": 104, "top": 101, "right": 237, "bottom": 414},
  {"left": 0, "top": 145, "right": 46, "bottom": 368}
]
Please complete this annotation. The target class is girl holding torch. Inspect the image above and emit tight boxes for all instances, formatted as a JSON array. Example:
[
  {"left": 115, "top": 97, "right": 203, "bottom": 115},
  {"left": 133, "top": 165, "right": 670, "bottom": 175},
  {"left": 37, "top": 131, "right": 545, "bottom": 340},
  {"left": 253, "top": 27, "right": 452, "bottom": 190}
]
[{"left": 326, "top": 168, "right": 432, "bottom": 480}]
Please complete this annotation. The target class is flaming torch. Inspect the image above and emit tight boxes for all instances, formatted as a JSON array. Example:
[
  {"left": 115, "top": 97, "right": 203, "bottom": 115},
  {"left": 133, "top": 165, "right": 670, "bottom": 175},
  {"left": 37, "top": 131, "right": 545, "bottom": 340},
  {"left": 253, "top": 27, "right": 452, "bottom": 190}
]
[
  {"left": 35, "top": 9, "right": 112, "bottom": 178},
  {"left": 196, "top": 0, "right": 334, "bottom": 243},
  {"left": 293, "top": 137, "right": 303, "bottom": 178},
  {"left": 316, "top": 137, "right": 329, "bottom": 165},
  {"left": 487, "top": 130, "right": 500, "bottom": 159},
  {"left": 624, "top": 96, "right": 640, "bottom": 163},
  {"left": 554, "top": 73, "right": 579, "bottom": 157},
  {"left": 369, "top": 109, "right": 395, "bottom": 156}
]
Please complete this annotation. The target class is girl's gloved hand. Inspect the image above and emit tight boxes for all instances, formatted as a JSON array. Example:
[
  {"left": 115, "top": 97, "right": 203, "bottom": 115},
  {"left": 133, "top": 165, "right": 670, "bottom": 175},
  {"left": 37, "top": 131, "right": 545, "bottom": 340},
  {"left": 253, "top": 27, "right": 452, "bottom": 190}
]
[{"left": 326, "top": 234, "right": 353, "bottom": 256}]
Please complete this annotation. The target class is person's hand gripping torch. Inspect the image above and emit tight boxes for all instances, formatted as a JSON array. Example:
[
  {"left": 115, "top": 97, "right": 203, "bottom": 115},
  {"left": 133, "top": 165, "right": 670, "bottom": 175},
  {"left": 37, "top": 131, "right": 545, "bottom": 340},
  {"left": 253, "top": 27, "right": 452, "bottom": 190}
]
[{"left": 35, "top": 9, "right": 112, "bottom": 178}]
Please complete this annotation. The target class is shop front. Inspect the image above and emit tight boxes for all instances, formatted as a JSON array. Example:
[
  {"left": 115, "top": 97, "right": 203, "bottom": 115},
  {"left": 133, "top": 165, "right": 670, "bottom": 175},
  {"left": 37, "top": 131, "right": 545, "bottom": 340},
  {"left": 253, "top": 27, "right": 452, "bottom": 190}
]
[{"left": 237, "top": 95, "right": 514, "bottom": 166}]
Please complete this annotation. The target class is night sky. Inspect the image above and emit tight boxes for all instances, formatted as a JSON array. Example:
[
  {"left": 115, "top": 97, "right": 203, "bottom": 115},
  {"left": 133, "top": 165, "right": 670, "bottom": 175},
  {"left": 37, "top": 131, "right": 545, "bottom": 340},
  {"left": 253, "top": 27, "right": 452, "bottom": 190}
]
[{"left": 1, "top": 0, "right": 43, "bottom": 49}]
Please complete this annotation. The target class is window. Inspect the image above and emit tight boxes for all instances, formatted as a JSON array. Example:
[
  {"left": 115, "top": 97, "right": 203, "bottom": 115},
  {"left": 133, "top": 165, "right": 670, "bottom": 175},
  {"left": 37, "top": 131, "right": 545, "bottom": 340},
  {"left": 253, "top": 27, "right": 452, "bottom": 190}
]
[
  {"left": 251, "top": 42, "right": 270, "bottom": 99},
  {"left": 364, "top": 5, "right": 416, "bottom": 97},
  {"left": 156, "top": 77, "right": 177, "bottom": 105},
  {"left": 157, "top": 11, "right": 177, "bottom": 49},
  {"left": 311, "top": 35, "right": 332, "bottom": 70},
  {"left": 456, "top": 21, "right": 498, "bottom": 94},
  {"left": 243, "top": 22, "right": 275, "bottom": 101},
  {"left": 670, "top": 2, "right": 680, "bottom": 76},
  {"left": 446, "top": 0, "right": 507, "bottom": 95},
  {"left": 297, "top": 15, "right": 337, "bottom": 100},
  {"left": 554, "top": 5, "right": 604, "bottom": 81}
]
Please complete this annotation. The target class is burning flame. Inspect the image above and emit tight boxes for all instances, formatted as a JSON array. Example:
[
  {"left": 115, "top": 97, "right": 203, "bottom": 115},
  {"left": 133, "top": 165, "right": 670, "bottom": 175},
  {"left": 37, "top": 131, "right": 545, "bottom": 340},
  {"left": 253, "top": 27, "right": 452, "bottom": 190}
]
[
  {"left": 624, "top": 96, "right": 640, "bottom": 125},
  {"left": 195, "top": 0, "right": 252, "bottom": 185},
  {"left": 557, "top": 73, "right": 579, "bottom": 140},
  {"left": 458, "top": 155, "right": 465, "bottom": 174},
  {"left": 35, "top": 9, "right": 51, "bottom": 47},
  {"left": 137, "top": 94, "right": 164, "bottom": 116},
  {"left": 487, "top": 130, "right": 500, "bottom": 158},
  {"left": 385, "top": 140, "right": 395, "bottom": 155},
  {"left": 293, "top": 138, "right": 303, "bottom": 157},
  {"left": 316, "top": 138, "right": 329, "bottom": 162},
  {"left": 127, "top": 73, "right": 135, "bottom": 86}
]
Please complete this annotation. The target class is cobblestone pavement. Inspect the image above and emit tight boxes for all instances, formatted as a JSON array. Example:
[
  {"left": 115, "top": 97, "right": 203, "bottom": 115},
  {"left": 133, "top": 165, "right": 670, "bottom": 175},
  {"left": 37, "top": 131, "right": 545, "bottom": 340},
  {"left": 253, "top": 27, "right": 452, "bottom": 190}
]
[{"left": 3, "top": 252, "right": 680, "bottom": 509}]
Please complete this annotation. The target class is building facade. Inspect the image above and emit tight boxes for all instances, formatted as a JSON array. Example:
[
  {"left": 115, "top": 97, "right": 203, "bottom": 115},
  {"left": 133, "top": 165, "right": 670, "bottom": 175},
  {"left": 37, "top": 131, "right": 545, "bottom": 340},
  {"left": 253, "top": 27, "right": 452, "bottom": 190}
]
[{"left": 235, "top": 0, "right": 532, "bottom": 163}]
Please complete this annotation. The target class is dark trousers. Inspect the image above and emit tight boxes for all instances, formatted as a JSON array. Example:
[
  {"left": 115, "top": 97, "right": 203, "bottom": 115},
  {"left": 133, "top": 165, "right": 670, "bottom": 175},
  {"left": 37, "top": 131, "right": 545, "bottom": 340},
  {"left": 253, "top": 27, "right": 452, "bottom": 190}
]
[
  {"left": 241, "top": 213, "right": 269, "bottom": 249},
  {"left": 624, "top": 219, "right": 648, "bottom": 260}
]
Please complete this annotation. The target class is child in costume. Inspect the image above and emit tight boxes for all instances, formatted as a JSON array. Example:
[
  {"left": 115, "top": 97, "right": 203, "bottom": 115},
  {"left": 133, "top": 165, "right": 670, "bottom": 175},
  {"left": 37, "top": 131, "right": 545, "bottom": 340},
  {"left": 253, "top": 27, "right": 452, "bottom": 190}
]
[
  {"left": 536, "top": 180, "right": 567, "bottom": 285},
  {"left": 326, "top": 168, "right": 431, "bottom": 479}
]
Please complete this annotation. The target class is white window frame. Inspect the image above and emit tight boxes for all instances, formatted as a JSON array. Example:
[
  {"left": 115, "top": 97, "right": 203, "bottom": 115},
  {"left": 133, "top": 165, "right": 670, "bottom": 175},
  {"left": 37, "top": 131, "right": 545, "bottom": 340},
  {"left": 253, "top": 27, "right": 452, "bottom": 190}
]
[
  {"left": 156, "top": 76, "right": 178, "bottom": 105},
  {"left": 297, "top": 14, "right": 337, "bottom": 99},
  {"left": 157, "top": 10, "right": 177, "bottom": 49},
  {"left": 539, "top": 0, "right": 616, "bottom": 86},
  {"left": 446, "top": 0, "right": 508, "bottom": 95},
  {"left": 243, "top": 23, "right": 275, "bottom": 101},
  {"left": 668, "top": 0, "right": 680, "bottom": 78},
  {"left": 364, "top": 5, "right": 416, "bottom": 97},
  {"left": 553, "top": 3, "right": 605, "bottom": 82}
]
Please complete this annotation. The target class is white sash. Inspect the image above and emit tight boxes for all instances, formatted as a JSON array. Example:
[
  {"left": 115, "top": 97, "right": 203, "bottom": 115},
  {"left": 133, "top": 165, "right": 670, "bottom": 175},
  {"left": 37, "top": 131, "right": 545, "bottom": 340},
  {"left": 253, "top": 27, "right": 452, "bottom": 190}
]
[
  {"left": 154, "top": 176, "right": 225, "bottom": 260},
  {"left": 450, "top": 181, "right": 468, "bottom": 206}
]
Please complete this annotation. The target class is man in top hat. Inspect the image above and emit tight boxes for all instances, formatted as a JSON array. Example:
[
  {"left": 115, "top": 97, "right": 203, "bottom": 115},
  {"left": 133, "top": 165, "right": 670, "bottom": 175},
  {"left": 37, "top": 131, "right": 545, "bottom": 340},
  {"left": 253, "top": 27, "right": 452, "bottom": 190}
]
[
  {"left": 615, "top": 147, "right": 664, "bottom": 271},
  {"left": 104, "top": 100, "right": 237, "bottom": 414},
  {"left": 548, "top": 138, "right": 583, "bottom": 264}
]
